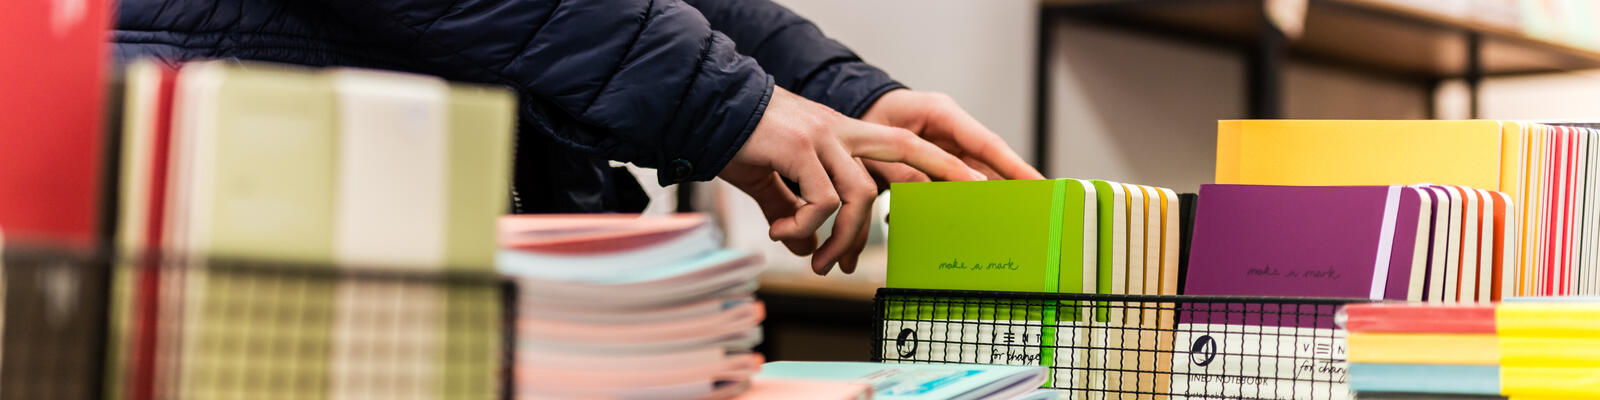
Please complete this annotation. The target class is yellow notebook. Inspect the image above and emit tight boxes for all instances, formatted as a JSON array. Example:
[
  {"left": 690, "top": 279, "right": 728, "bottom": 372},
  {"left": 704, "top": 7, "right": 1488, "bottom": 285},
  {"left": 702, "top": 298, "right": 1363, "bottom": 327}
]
[
  {"left": 1502, "top": 366, "right": 1600, "bottom": 397},
  {"left": 1500, "top": 336, "right": 1600, "bottom": 368},
  {"left": 1216, "top": 120, "right": 1507, "bottom": 190},
  {"left": 1497, "top": 302, "right": 1600, "bottom": 336},
  {"left": 1346, "top": 333, "right": 1498, "bottom": 365}
]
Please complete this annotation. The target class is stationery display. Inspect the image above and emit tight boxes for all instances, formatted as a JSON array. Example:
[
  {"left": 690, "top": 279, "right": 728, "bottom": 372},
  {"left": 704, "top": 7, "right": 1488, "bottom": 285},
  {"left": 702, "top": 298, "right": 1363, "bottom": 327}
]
[
  {"left": 101, "top": 60, "right": 513, "bottom": 400},
  {"left": 1186, "top": 184, "right": 1515, "bottom": 303},
  {"left": 499, "top": 213, "right": 766, "bottom": 399},
  {"left": 1215, "top": 120, "right": 1600, "bottom": 298},
  {"left": 883, "top": 179, "right": 1192, "bottom": 393}
]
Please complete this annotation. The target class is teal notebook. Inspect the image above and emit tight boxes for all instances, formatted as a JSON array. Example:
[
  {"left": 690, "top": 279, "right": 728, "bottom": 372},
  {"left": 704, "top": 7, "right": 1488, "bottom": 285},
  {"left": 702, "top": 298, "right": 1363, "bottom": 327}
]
[
  {"left": 757, "top": 362, "right": 1047, "bottom": 400},
  {"left": 1350, "top": 363, "right": 1499, "bottom": 395}
]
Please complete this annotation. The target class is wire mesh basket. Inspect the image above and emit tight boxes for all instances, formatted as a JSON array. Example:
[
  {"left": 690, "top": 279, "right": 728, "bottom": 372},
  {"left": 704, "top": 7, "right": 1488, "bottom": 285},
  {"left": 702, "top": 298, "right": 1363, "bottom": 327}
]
[
  {"left": 0, "top": 246, "right": 110, "bottom": 400},
  {"left": 872, "top": 288, "right": 1366, "bottom": 400},
  {"left": 0, "top": 243, "right": 512, "bottom": 400}
]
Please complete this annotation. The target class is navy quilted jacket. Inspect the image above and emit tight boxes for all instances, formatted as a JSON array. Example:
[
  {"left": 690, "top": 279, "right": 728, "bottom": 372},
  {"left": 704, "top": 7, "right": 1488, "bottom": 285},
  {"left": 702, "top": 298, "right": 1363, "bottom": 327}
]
[{"left": 114, "top": 0, "right": 903, "bottom": 213}]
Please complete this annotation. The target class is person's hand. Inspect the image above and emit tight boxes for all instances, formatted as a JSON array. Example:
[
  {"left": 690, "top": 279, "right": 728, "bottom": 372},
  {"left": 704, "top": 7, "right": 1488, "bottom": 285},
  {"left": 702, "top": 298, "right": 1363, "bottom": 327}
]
[
  {"left": 861, "top": 89, "right": 1045, "bottom": 186},
  {"left": 720, "top": 86, "right": 986, "bottom": 275}
]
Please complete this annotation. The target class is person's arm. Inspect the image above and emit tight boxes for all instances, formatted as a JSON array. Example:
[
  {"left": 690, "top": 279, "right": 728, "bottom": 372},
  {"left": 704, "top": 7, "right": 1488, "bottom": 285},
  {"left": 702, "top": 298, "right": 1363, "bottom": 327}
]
[
  {"left": 687, "top": 0, "right": 1042, "bottom": 183},
  {"left": 305, "top": 0, "right": 768, "bottom": 186},
  {"left": 306, "top": 0, "right": 980, "bottom": 274},
  {"left": 685, "top": 0, "right": 901, "bottom": 119}
]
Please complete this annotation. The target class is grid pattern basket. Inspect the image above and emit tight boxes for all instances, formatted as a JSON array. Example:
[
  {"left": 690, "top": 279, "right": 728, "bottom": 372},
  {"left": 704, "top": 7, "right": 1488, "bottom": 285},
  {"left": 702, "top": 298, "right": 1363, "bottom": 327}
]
[
  {"left": 0, "top": 245, "right": 513, "bottom": 400},
  {"left": 871, "top": 288, "right": 1366, "bottom": 400}
]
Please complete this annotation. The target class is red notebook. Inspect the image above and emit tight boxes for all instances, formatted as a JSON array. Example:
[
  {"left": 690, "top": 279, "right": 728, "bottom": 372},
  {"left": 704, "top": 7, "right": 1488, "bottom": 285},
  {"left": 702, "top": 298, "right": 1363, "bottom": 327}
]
[
  {"left": 0, "top": 0, "right": 113, "bottom": 249},
  {"left": 1340, "top": 303, "right": 1496, "bottom": 334}
]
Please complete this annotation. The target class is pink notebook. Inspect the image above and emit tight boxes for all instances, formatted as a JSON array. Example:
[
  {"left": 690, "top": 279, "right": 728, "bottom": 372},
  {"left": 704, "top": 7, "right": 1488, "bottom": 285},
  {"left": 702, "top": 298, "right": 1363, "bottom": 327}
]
[
  {"left": 735, "top": 379, "right": 872, "bottom": 400},
  {"left": 498, "top": 213, "right": 707, "bottom": 253}
]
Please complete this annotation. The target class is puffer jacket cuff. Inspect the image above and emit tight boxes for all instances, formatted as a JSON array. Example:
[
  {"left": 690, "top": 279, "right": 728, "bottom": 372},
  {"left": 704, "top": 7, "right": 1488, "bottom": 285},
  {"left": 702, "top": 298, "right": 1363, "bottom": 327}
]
[
  {"left": 655, "top": 58, "right": 775, "bottom": 186},
  {"left": 798, "top": 60, "right": 907, "bottom": 119}
]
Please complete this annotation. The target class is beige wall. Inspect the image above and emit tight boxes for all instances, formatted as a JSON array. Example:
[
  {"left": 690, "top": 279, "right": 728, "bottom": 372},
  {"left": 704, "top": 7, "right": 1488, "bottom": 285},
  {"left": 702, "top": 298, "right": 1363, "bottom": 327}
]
[
  {"left": 1047, "top": 22, "right": 1430, "bottom": 193},
  {"left": 774, "top": 0, "right": 1039, "bottom": 160},
  {"left": 1436, "top": 71, "right": 1600, "bottom": 120}
]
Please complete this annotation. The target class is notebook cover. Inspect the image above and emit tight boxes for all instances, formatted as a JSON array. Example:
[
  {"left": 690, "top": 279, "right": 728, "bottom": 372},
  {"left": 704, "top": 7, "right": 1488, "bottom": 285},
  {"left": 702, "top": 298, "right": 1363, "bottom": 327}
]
[
  {"left": 1346, "top": 333, "right": 1499, "bottom": 365},
  {"left": 445, "top": 84, "right": 515, "bottom": 270},
  {"left": 1408, "top": 187, "right": 1438, "bottom": 302},
  {"left": 887, "top": 179, "right": 1083, "bottom": 293},
  {"left": 331, "top": 68, "right": 449, "bottom": 270},
  {"left": 176, "top": 62, "right": 341, "bottom": 399},
  {"left": 329, "top": 68, "right": 451, "bottom": 399},
  {"left": 1216, "top": 120, "right": 1505, "bottom": 191},
  {"left": 1386, "top": 189, "right": 1423, "bottom": 301},
  {"left": 735, "top": 379, "right": 870, "bottom": 400},
  {"left": 1353, "top": 394, "right": 1505, "bottom": 400},
  {"left": 1184, "top": 184, "right": 1399, "bottom": 299},
  {"left": 1496, "top": 302, "right": 1600, "bottom": 336},
  {"left": 200, "top": 62, "right": 340, "bottom": 263},
  {"left": 1338, "top": 303, "right": 1496, "bottom": 334},
  {"left": 1349, "top": 363, "right": 1500, "bottom": 396},
  {"left": 0, "top": 0, "right": 112, "bottom": 249}
]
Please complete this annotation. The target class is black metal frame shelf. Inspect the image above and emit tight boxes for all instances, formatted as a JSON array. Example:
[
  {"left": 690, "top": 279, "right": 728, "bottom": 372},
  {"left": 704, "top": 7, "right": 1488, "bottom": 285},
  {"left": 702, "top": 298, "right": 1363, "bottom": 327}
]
[{"left": 1032, "top": 0, "right": 1600, "bottom": 170}]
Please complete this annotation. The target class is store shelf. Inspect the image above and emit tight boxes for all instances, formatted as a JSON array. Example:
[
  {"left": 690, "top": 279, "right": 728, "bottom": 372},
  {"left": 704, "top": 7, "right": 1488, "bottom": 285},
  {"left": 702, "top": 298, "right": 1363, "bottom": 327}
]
[{"left": 1040, "top": 0, "right": 1600, "bottom": 79}]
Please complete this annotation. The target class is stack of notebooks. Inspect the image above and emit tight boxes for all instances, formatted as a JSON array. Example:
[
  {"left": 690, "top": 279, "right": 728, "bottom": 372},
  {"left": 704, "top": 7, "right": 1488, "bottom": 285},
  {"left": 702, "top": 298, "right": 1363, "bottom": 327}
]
[
  {"left": 883, "top": 179, "right": 1193, "bottom": 395},
  {"left": 1217, "top": 120, "right": 1600, "bottom": 298},
  {"left": 1342, "top": 301, "right": 1600, "bottom": 399},
  {"left": 498, "top": 214, "right": 765, "bottom": 398},
  {"left": 1187, "top": 184, "right": 1516, "bottom": 303},
  {"left": 1173, "top": 183, "right": 1518, "bottom": 398},
  {"left": 103, "top": 60, "right": 514, "bottom": 399}
]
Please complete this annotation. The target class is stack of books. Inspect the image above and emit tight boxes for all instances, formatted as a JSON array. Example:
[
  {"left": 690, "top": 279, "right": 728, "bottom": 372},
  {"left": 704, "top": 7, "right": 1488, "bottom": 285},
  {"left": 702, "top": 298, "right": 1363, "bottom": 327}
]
[
  {"left": 1218, "top": 120, "right": 1600, "bottom": 297},
  {"left": 498, "top": 214, "right": 765, "bottom": 398},
  {"left": 1342, "top": 301, "right": 1600, "bottom": 399},
  {"left": 103, "top": 60, "right": 513, "bottom": 400}
]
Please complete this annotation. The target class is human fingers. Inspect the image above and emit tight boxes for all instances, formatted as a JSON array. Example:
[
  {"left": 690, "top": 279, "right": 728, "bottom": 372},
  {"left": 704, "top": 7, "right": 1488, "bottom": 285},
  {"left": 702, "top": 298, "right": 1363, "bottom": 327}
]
[
  {"left": 767, "top": 148, "right": 839, "bottom": 242},
  {"left": 962, "top": 155, "right": 1005, "bottom": 181},
  {"left": 732, "top": 171, "right": 822, "bottom": 256},
  {"left": 930, "top": 102, "right": 1045, "bottom": 180},
  {"left": 863, "top": 159, "right": 930, "bottom": 191},
  {"left": 809, "top": 142, "right": 877, "bottom": 275},
  {"left": 839, "top": 120, "right": 985, "bottom": 182},
  {"left": 838, "top": 197, "right": 873, "bottom": 275}
]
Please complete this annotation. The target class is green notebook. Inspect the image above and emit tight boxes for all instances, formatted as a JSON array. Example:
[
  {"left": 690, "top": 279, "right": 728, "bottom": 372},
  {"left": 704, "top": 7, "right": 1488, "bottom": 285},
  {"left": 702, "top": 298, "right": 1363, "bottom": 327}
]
[
  {"left": 444, "top": 84, "right": 515, "bottom": 271},
  {"left": 886, "top": 179, "right": 1095, "bottom": 294}
]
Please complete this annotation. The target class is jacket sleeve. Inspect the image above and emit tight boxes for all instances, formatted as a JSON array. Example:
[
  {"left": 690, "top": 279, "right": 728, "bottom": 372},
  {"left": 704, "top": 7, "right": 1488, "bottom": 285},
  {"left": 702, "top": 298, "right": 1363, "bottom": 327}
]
[
  {"left": 685, "top": 0, "right": 904, "bottom": 118},
  {"left": 306, "top": 0, "right": 773, "bottom": 184}
]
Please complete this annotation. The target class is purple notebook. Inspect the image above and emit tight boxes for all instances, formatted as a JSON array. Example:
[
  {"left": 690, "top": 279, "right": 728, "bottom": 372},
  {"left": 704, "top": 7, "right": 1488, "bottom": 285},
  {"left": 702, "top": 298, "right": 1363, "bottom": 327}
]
[
  {"left": 1184, "top": 184, "right": 1421, "bottom": 300},
  {"left": 1384, "top": 188, "right": 1422, "bottom": 300}
]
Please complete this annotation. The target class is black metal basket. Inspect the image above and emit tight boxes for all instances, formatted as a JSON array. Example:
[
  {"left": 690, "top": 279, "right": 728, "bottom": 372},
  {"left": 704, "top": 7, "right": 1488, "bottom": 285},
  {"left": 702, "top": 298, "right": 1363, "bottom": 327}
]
[
  {"left": 872, "top": 288, "right": 1367, "bottom": 400},
  {"left": 0, "top": 244, "right": 512, "bottom": 400},
  {"left": 0, "top": 246, "right": 109, "bottom": 400}
]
